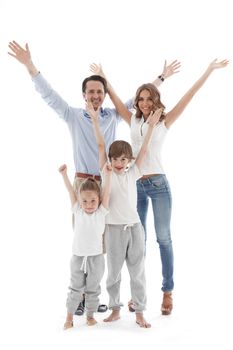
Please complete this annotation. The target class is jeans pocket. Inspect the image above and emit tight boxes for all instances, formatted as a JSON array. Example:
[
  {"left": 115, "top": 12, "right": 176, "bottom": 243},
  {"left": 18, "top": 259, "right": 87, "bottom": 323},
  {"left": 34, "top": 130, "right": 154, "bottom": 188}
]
[{"left": 150, "top": 175, "right": 167, "bottom": 189}]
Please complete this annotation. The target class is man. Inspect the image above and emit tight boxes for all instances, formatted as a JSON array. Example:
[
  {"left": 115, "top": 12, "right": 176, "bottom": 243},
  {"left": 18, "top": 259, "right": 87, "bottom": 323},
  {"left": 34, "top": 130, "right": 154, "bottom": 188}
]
[{"left": 8, "top": 40, "right": 180, "bottom": 315}]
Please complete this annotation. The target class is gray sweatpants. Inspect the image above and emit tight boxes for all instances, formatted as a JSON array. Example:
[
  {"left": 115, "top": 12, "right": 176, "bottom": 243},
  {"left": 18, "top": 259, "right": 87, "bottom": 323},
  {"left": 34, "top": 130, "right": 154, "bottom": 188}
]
[
  {"left": 105, "top": 223, "right": 147, "bottom": 313},
  {"left": 66, "top": 254, "right": 105, "bottom": 317}
]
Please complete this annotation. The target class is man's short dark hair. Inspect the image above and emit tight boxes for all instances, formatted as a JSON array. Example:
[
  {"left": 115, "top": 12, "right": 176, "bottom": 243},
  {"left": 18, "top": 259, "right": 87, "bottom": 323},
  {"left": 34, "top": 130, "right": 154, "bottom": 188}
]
[{"left": 82, "top": 75, "right": 107, "bottom": 94}]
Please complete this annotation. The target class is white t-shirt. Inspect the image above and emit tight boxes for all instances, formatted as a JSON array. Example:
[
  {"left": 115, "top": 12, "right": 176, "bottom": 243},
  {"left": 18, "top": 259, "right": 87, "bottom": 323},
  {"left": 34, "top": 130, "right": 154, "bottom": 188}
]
[
  {"left": 72, "top": 203, "right": 108, "bottom": 256},
  {"left": 130, "top": 114, "right": 168, "bottom": 175},
  {"left": 102, "top": 164, "right": 142, "bottom": 225}
]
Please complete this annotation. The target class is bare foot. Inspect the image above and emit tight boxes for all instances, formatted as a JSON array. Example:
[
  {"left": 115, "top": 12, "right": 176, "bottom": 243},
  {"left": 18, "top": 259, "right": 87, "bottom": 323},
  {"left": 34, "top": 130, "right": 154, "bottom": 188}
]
[
  {"left": 63, "top": 320, "right": 73, "bottom": 330},
  {"left": 136, "top": 313, "right": 151, "bottom": 328},
  {"left": 103, "top": 309, "right": 120, "bottom": 322},
  {"left": 86, "top": 317, "right": 97, "bottom": 326}
]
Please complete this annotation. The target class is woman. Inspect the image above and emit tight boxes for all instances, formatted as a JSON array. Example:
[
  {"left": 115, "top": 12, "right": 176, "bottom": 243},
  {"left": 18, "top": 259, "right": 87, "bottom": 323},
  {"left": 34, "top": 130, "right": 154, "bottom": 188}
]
[{"left": 91, "top": 58, "right": 229, "bottom": 315}]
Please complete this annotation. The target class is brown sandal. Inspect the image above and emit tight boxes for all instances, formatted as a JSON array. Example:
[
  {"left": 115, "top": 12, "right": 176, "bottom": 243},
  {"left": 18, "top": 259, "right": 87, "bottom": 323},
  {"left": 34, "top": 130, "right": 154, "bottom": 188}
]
[
  {"left": 161, "top": 292, "right": 173, "bottom": 315},
  {"left": 128, "top": 300, "right": 135, "bottom": 312}
]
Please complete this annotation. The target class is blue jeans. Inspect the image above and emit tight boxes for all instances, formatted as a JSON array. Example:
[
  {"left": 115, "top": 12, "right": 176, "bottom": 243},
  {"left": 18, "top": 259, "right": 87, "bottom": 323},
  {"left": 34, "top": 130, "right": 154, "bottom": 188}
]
[{"left": 137, "top": 174, "right": 174, "bottom": 292}]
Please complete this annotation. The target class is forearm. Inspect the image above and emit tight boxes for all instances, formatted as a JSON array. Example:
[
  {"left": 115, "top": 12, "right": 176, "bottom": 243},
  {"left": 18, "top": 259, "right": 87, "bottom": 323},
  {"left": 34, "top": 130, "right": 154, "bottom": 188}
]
[
  {"left": 107, "top": 82, "right": 131, "bottom": 124},
  {"left": 25, "top": 59, "right": 39, "bottom": 77},
  {"left": 141, "top": 127, "right": 153, "bottom": 154},
  {"left": 136, "top": 127, "right": 154, "bottom": 167},
  {"left": 33, "top": 73, "right": 70, "bottom": 119},
  {"left": 92, "top": 119, "right": 105, "bottom": 148},
  {"left": 189, "top": 66, "right": 213, "bottom": 96},
  {"left": 101, "top": 172, "right": 111, "bottom": 208},
  {"left": 178, "top": 67, "right": 213, "bottom": 108},
  {"left": 151, "top": 76, "right": 163, "bottom": 87},
  {"left": 62, "top": 173, "right": 77, "bottom": 205}
]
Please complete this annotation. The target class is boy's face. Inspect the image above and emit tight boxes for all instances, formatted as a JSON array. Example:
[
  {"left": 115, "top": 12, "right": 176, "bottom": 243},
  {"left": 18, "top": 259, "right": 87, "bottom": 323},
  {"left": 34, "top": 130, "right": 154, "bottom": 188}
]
[
  {"left": 110, "top": 154, "right": 130, "bottom": 174},
  {"left": 80, "top": 190, "right": 100, "bottom": 214},
  {"left": 83, "top": 81, "right": 106, "bottom": 111}
]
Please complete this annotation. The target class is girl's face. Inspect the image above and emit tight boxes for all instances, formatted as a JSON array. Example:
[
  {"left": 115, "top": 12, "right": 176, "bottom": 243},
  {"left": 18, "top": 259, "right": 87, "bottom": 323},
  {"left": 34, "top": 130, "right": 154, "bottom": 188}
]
[
  {"left": 110, "top": 154, "right": 130, "bottom": 174},
  {"left": 138, "top": 89, "right": 154, "bottom": 119},
  {"left": 80, "top": 190, "right": 100, "bottom": 214}
]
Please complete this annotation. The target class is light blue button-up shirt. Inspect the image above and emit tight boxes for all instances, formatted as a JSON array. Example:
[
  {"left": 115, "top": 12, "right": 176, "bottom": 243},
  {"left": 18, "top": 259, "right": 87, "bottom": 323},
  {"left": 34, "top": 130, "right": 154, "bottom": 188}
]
[{"left": 33, "top": 73, "right": 133, "bottom": 175}]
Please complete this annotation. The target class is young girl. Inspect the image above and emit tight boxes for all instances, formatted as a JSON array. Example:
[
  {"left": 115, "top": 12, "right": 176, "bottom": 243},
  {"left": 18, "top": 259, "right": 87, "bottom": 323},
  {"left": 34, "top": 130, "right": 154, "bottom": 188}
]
[
  {"left": 87, "top": 101, "right": 162, "bottom": 328},
  {"left": 59, "top": 163, "right": 112, "bottom": 329}
]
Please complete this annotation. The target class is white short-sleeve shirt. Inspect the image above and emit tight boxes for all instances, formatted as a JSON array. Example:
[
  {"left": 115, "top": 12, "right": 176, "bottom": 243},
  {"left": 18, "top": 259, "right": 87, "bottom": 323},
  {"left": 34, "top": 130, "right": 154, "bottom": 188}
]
[{"left": 102, "top": 164, "right": 142, "bottom": 225}]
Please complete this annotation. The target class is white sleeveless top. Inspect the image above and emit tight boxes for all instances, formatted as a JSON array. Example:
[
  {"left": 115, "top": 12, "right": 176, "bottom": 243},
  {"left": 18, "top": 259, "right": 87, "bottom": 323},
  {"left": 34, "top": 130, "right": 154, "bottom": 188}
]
[{"left": 130, "top": 114, "right": 168, "bottom": 175}]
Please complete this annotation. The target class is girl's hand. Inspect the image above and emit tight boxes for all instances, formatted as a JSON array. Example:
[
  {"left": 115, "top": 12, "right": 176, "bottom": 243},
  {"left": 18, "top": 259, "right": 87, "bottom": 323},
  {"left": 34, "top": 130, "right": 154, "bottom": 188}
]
[
  {"left": 106, "top": 162, "right": 113, "bottom": 172},
  {"left": 58, "top": 164, "right": 67, "bottom": 173}
]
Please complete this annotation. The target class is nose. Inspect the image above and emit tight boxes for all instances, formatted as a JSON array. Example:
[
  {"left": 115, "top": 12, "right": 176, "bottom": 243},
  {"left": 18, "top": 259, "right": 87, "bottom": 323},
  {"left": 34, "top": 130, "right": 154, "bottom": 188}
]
[
  {"left": 115, "top": 160, "right": 122, "bottom": 166},
  {"left": 92, "top": 92, "right": 99, "bottom": 99}
]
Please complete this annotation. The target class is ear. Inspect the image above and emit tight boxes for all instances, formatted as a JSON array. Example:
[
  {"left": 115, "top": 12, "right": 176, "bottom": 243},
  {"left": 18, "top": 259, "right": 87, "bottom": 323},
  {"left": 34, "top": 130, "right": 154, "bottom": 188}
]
[{"left": 83, "top": 92, "right": 87, "bottom": 101}]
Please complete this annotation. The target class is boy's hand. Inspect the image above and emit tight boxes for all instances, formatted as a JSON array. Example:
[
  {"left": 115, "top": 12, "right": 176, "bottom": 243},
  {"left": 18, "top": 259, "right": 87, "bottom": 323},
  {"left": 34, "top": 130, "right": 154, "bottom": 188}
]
[
  {"left": 86, "top": 102, "right": 100, "bottom": 120},
  {"left": 146, "top": 108, "right": 163, "bottom": 127}
]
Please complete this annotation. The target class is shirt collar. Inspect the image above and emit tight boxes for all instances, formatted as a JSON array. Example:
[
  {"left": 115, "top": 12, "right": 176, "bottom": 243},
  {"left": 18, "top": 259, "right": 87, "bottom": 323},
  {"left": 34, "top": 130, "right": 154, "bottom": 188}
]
[{"left": 83, "top": 107, "right": 107, "bottom": 118}]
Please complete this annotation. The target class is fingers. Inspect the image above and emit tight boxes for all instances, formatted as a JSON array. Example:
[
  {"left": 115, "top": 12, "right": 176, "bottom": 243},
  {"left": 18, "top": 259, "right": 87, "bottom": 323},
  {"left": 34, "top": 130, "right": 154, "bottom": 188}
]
[
  {"left": 58, "top": 164, "right": 67, "bottom": 172},
  {"left": 210, "top": 58, "right": 229, "bottom": 68},
  {"left": 8, "top": 41, "right": 24, "bottom": 53},
  {"left": 220, "top": 59, "right": 229, "bottom": 66},
  {"left": 147, "top": 108, "right": 163, "bottom": 125},
  {"left": 90, "top": 63, "right": 98, "bottom": 71},
  {"left": 169, "top": 60, "right": 181, "bottom": 71},
  {"left": 90, "top": 62, "right": 101, "bottom": 74}
]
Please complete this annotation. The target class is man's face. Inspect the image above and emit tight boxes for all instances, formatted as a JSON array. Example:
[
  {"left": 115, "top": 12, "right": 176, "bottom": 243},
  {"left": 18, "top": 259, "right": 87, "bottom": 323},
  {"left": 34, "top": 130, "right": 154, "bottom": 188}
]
[{"left": 83, "top": 80, "right": 106, "bottom": 110}]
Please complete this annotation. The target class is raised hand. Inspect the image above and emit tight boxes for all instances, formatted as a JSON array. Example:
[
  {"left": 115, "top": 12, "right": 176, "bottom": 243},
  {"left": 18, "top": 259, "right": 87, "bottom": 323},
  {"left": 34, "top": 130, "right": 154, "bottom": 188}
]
[
  {"left": 208, "top": 58, "right": 229, "bottom": 70},
  {"left": 90, "top": 63, "right": 106, "bottom": 78},
  {"left": 86, "top": 102, "right": 100, "bottom": 121},
  {"left": 146, "top": 108, "right": 163, "bottom": 127},
  {"left": 8, "top": 41, "right": 31, "bottom": 65},
  {"left": 58, "top": 164, "right": 67, "bottom": 173},
  {"left": 8, "top": 40, "right": 38, "bottom": 76},
  {"left": 162, "top": 60, "right": 181, "bottom": 79},
  {"left": 103, "top": 162, "right": 113, "bottom": 174}
]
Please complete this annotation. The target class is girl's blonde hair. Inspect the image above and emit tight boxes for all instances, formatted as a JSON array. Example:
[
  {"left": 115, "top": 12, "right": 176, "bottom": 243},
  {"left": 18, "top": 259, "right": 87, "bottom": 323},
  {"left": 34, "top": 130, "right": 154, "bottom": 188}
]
[
  {"left": 79, "top": 178, "right": 101, "bottom": 199},
  {"left": 134, "top": 83, "right": 166, "bottom": 121}
]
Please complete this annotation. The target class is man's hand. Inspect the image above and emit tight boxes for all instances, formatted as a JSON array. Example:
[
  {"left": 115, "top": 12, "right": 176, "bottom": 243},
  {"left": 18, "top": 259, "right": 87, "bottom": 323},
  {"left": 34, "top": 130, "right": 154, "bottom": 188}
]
[
  {"left": 8, "top": 41, "right": 31, "bottom": 65},
  {"left": 8, "top": 40, "right": 39, "bottom": 76}
]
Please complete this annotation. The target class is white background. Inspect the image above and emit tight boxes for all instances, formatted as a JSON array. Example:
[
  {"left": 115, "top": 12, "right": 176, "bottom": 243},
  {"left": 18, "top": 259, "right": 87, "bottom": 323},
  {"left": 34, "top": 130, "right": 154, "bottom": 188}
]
[{"left": 0, "top": 0, "right": 233, "bottom": 349}]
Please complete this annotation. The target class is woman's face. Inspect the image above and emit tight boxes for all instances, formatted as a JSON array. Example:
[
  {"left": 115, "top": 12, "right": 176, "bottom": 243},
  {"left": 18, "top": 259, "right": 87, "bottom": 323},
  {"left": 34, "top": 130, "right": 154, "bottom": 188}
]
[{"left": 137, "top": 89, "right": 154, "bottom": 119}]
